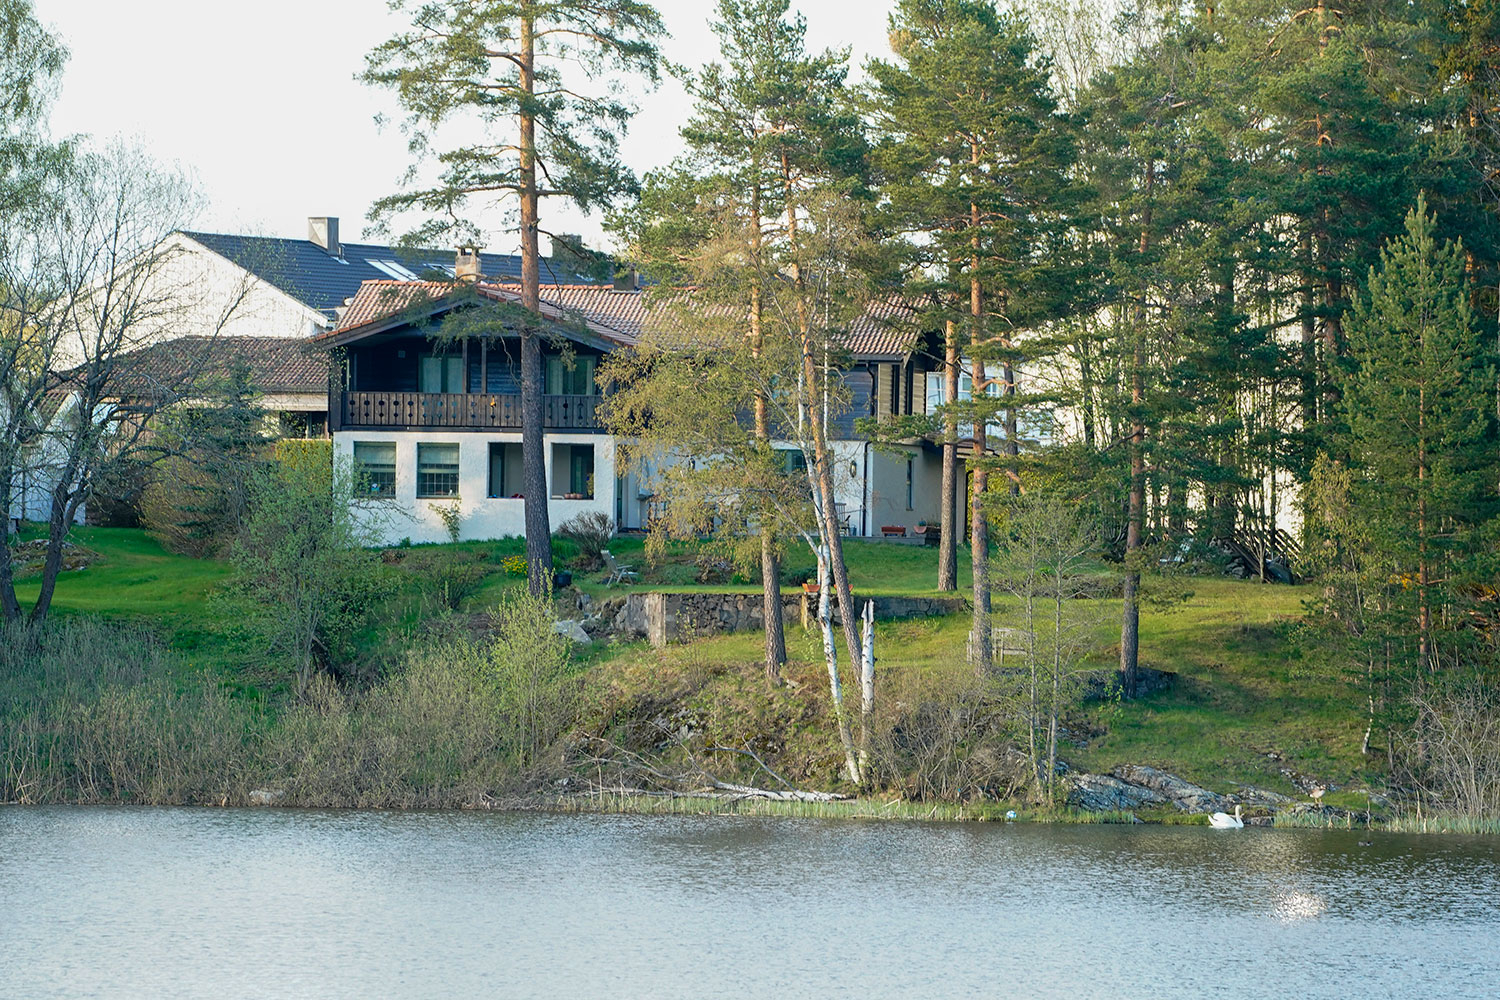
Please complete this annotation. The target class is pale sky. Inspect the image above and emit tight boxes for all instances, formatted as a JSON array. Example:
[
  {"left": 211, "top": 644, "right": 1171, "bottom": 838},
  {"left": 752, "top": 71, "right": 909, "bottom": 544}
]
[{"left": 35, "top": 0, "right": 900, "bottom": 255}]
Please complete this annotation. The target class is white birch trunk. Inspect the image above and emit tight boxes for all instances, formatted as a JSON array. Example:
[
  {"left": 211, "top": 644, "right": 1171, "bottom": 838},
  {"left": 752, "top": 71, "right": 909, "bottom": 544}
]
[
  {"left": 859, "top": 599, "right": 875, "bottom": 775},
  {"left": 819, "top": 550, "right": 861, "bottom": 785}
]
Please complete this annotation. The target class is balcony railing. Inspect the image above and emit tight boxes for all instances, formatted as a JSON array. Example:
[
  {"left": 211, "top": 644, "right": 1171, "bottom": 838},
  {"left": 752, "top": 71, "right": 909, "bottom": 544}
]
[{"left": 338, "top": 392, "right": 602, "bottom": 431}]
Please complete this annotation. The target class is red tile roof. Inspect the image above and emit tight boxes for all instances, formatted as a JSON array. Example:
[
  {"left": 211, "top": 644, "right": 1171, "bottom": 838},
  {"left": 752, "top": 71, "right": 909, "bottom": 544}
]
[
  {"left": 325, "top": 279, "right": 922, "bottom": 360},
  {"left": 323, "top": 280, "right": 640, "bottom": 347},
  {"left": 100, "top": 335, "right": 328, "bottom": 397}
]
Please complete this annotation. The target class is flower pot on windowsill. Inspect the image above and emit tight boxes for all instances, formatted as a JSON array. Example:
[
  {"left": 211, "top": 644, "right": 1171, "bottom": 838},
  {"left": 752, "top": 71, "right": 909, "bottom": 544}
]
[{"left": 563, "top": 492, "right": 587, "bottom": 500}]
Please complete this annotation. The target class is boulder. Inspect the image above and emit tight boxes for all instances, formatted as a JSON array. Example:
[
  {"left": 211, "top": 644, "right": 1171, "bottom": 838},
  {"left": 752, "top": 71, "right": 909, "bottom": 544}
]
[
  {"left": 1112, "top": 764, "right": 1229, "bottom": 814},
  {"left": 1235, "top": 785, "right": 1294, "bottom": 807},
  {"left": 1066, "top": 773, "right": 1168, "bottom": 812},
  {"left": 553, "top": 619, "right": 592, "bottom": 644}
]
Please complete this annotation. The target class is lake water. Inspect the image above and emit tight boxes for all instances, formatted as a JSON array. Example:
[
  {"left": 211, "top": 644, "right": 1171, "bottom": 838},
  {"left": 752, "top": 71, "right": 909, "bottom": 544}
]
[{"left": 2, "top": 808, "right": 1497, "bottom": 999}]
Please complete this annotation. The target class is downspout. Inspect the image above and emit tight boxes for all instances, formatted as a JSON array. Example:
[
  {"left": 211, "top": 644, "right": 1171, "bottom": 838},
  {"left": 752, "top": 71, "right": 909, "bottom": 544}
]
[{"left": 862, "top": 440, "right": 872, "bottom": 538}]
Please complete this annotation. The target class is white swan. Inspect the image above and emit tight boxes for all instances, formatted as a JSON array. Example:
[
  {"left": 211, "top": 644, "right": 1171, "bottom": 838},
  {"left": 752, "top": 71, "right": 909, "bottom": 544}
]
[{"left": 1208, "top": 804, "right": 1244, "bottom": 829}]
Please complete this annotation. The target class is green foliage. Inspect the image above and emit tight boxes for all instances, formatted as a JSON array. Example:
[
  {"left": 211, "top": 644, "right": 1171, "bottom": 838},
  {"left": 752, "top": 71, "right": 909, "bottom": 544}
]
[
  {"left": 0, "top": 618, "right": 265, "bottom": 805},
  {"left": 482, "top": 587, "right": 580, "bottom": 771},
  {"left": 1330, "top": 199, "right": 1498, "bottom": 675},
  {"left": 224, "top": 447, "right": 390, "bottom": 693},
  {"left": 0, "top": 615, "right": 580, "bottom": 807},
  {"left": 361, "top": 0, "right": 665, "bottom": 246},
  {"left": 140, "top": 365, "right": 270, "bottom": 557}
]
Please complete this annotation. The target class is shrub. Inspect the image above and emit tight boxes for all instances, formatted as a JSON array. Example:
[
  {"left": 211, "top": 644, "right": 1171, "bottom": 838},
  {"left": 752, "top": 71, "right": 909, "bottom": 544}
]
[
  {"left": 1398, "top": 675, "right": 1500, "bottom": 819},
  {"left": 224, "top": 449, "right": 390, "bottom": 694},
  {"left": 780, "top": 565, "right": 816, "bottom": 586},
  {"left": 557, "top": 511, "right": 613, "bottom": 570},
  {"left": 501, "top": 554, "right": 529, "bottom": 577},
  {"left": 140, "top": 377, "right": 270, "bottom": 555},
  {"left": 0, "top": 619, "right": 267, "bottom": 805},
  {"left": 484, "top": 587, "right": 580, "bottom": 771}
]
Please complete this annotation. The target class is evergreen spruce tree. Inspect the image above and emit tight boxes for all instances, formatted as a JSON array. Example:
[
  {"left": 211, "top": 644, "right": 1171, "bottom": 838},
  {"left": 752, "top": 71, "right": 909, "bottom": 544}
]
[{"left": 1338, "top": 197, "right": 1498, "bottom": 672}]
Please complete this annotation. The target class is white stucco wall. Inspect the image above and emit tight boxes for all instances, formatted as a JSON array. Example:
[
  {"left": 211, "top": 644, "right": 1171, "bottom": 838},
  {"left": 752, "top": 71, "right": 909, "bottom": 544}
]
[
  {"left": 5, "top": 394, "right": 87, "bottom": 526},
  {"left": 864, "top": 444, "right": 943, "bottom": 534},
  {"left": 143, "top": 235, "right": 330, "bottom": 344},
  {"left": 336, "top": 430, "right": 618, "bottom": 545},
  {"left": 52, "top": 234, "right": 330, "bottom": 369}
]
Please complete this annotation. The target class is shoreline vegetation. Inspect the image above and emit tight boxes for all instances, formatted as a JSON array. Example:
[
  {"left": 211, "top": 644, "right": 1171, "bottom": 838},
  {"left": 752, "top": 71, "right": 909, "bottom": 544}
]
[
  {"left": 9, "top": 792, "right": 1499, "bottom": 838},
  {"left": 4, "top": 527, "right": 1496, "bottom": 837}
]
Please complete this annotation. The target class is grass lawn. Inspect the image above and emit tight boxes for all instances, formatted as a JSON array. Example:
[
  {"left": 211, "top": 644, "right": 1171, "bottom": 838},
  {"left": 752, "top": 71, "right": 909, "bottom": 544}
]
[
  {"left": 588, "top": 571, "right": 1361, "bottom": 799},
  {"left": 10, "top": 526, "right": 233, "bottom": 621},
  {"left": 10, "top": 525, "right": 1366, "bottom": 799}
]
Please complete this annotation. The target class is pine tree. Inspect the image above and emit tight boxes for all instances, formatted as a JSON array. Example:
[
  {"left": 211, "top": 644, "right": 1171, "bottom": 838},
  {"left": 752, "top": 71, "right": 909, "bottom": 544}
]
[
  {"left": 1338, "top": 196, "right": 1498, "bottom": 672},
  {"left": 1207, "top": 0, "right": 1431, "bottom": 463},
  {"left": 867, "top": 0, "right": 1083, "bottom": 670},
  {"left": 363, "top": 0, "right": 664, "bottom": 595}
]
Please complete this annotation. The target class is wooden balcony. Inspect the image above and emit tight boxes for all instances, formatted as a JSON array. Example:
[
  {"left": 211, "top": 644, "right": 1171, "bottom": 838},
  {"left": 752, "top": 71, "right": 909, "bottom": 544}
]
[{"left": 337, "top": 392, "right": 603, "bottom": 432}]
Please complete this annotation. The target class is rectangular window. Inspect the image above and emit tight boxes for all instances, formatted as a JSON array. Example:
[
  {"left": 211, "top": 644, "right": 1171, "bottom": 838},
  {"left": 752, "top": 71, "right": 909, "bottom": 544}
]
[
  {"left": 353, "top": 442, "right": 396, "bottom": 497},
  {"left": 551, "top": 443, "right": 596, "bottom": 498},
  {"left": 926, "top": 372, "right": 944, "bottom": 415},
  {"left": 778, "top": 449, "right": 808, "bottom": 475},
  {"left": 487, "top": 443, "right": 506, "bottom": 498},
  {"left": 906, "top": 457, "right": 914, "bottom": 510},
  {"left": 416, "top": 443, "right": 460, "bottom": 498},
  {"left": 419, "top": 355, "right": 464, "bottom": 393},
  {"left": 570, "top": 447, "right": 594, "bottom": 496},
  {"left": 545, "top": 355, "right": 596, "bottom": 395},
  {"left": 956, "top": 369, "right": 1003, "bottom": 442}
]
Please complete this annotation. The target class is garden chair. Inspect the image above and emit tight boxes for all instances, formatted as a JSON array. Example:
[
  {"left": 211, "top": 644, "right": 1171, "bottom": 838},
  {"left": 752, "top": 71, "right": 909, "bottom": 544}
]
[{"left": 602, "top": 550, "right": 638, "bottom": 586}]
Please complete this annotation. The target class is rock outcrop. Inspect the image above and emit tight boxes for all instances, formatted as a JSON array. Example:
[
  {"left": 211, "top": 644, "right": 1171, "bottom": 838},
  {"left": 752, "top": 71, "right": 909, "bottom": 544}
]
[
  {"left": 1066, "top": 773, "right": 1168, "bottom": 812},
  {"left": 1111, "top": 764, "right": 1230, "bottom": 814}
]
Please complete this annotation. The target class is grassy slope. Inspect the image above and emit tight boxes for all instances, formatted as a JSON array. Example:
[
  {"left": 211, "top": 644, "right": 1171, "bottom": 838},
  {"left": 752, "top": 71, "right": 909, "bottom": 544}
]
[
  {"left": 11, "top": 527, "right": 233, "bottom": 620},
  {"left": 10, "top": 528, "right": 1364, "bottom": 799}
]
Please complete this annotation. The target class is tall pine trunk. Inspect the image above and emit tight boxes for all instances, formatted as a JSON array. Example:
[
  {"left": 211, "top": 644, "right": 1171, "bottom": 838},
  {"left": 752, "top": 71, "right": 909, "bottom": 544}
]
[
  {"left": 938, "top": 319, "right": 960, "bottom": 592},
  {"left": 518, "top": 14, "right": 553, "bottom": 596},
  {"left": 750, "top": 181, "right": 785, "bottom": 682},
  {"left": 1120, "top": 161, "right": 1153, "bottom": 697}
]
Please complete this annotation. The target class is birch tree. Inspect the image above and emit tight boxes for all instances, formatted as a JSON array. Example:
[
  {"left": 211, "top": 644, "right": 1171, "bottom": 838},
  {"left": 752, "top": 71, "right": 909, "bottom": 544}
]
[{"left": 1, "top": 141, "right": 253, "bottom": 624}]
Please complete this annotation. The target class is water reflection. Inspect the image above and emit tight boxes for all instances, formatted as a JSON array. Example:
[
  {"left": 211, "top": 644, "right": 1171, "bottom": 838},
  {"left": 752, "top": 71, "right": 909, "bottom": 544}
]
[{"left": 1, "top": 808, "right": 1497, "bottom": 999}]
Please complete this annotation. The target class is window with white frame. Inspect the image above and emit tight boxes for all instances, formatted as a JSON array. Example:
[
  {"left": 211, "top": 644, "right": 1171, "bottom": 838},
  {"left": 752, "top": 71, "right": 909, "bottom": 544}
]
[
  {"left": 925, "top": 367, "right": 1002, "bottom": 440},
  {"left": 416, "top": 443, "right": 460, "bottom": 498},
  {"left": 353, "top": 442, "right": 396, "bottom": 497}
]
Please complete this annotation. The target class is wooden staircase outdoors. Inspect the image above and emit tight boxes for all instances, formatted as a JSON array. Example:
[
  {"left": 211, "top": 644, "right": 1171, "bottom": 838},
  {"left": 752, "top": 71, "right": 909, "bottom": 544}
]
[{"left": 1212, "top": 526, "right": 1302, "bottom": 584}]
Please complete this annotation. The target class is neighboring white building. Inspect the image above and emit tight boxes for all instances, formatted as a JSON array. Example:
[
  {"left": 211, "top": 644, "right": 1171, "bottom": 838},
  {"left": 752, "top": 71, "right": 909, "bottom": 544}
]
[{"left": 5, "top": 392, "right": 82, "bottom": 529}]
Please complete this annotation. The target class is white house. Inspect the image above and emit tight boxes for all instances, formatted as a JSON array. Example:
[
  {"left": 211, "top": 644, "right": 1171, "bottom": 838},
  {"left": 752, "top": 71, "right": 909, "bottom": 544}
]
[{"left": 318, "top": 272, "right": 963, "bottom": 546}]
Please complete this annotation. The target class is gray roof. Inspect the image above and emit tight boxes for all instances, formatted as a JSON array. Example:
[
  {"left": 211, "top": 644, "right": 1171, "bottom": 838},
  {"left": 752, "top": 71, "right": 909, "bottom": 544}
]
[{"left": 180, "top": 231, "right": 604, "bottom": 320}]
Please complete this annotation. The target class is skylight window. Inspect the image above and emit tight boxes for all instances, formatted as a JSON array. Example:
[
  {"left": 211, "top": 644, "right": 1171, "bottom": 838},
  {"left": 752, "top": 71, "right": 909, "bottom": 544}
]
[{"left": 367, "top": 259, "right": 420, "bottom": 280}]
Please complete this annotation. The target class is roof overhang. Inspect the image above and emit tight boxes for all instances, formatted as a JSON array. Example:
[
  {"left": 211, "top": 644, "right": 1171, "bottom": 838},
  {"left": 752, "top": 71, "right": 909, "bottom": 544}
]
[{"left": 313, "top": 282, "right": 635, "bottom": 353}]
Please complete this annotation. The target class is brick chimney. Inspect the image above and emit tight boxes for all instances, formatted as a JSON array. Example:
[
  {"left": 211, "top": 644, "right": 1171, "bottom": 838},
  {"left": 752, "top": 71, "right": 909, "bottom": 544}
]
[
  {"left": 455, "top": 246, "right": 482, "bottom": 283},
  {"left": 308, "top": 217, "right": 340, "bottom": 256}
]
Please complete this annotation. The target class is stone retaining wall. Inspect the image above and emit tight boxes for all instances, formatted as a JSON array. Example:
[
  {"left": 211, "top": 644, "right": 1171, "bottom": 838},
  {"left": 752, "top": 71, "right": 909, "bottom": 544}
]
[{"left": 612, "top": 592, "right": 966, "bottom": 647}]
